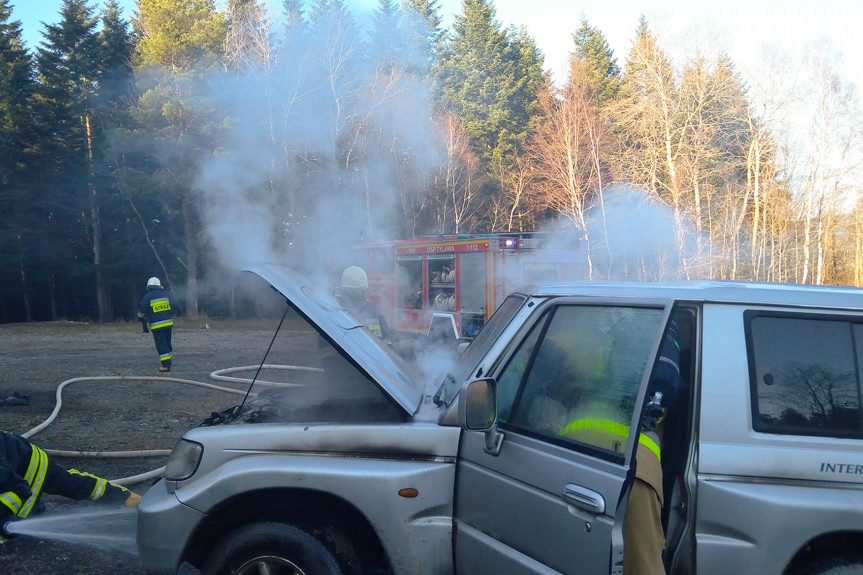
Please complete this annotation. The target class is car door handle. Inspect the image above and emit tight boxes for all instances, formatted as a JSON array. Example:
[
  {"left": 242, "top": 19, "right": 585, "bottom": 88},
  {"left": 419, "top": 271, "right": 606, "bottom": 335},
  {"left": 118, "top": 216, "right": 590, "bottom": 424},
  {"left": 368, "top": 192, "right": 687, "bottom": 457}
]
[{"left": 563, "top": 483, "right": 606, "bottom": 514}]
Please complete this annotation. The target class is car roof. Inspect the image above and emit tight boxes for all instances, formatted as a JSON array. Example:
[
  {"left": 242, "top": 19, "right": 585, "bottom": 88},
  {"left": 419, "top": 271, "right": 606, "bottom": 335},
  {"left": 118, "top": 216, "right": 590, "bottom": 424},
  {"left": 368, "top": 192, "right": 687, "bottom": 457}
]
[{"left": 520, "top": 280, "right": 863, "bottom": 311}]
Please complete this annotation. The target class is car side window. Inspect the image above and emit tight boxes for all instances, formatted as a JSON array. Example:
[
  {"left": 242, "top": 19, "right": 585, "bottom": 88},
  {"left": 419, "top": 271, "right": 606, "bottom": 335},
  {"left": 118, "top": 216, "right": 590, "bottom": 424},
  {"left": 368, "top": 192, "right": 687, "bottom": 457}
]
[
  {"left": 748, "top": 312, "right": 862, "bottom": 437},
  {"left": 499, "top": 305, "right": 664, "bottom": 461},
  {"left": 496, "top": 312, "right": 547, "bottom": 421}
]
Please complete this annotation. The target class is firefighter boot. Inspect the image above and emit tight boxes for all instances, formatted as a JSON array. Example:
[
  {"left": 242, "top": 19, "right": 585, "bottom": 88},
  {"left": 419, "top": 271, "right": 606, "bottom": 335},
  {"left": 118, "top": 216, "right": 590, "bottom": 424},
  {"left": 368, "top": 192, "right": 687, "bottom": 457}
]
[
  {"left": 159, "top": 362, "right": 171, "bottom": 372},
  {"left": 125, "top": 492, "right": 142, "bottom": 508}
]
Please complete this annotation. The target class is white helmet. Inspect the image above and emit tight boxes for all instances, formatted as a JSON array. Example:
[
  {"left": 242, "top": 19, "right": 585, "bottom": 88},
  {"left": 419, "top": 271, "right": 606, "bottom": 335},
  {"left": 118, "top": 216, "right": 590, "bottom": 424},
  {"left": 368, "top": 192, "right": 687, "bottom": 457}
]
[
  {"left": 147, "top": 276, "right": 162, "bottom": 289},
  {"left": 340, "top": 266, "right": 368, "bottom": 290}
]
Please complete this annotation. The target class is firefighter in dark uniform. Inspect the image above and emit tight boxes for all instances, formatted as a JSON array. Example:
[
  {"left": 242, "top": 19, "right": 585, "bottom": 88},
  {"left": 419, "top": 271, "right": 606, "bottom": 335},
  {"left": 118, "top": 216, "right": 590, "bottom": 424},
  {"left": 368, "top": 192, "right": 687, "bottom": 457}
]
[
  {"left": 1, "top": 431, "right": 141, "bottom": 541},
  {"left": 138, "top": 276, "right": 174, "bottom": 372}
]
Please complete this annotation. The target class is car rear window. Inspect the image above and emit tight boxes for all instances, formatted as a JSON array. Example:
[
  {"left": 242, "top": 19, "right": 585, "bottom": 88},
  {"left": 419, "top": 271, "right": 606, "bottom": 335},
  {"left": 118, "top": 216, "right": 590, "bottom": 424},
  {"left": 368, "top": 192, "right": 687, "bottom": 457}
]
[{"left": 746, "top": 311, "right": 863, "bottom": 438}]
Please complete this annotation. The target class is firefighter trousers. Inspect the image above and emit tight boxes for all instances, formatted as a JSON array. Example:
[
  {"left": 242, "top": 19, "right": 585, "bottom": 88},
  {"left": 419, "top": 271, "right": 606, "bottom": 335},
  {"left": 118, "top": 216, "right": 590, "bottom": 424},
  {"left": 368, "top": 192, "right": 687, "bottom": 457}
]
[
  {"left": 623, "top": 442, "right": 666, "bottom": 575},
  {"left": 151, "top": 326, "right": 172, "bottom": 367}
]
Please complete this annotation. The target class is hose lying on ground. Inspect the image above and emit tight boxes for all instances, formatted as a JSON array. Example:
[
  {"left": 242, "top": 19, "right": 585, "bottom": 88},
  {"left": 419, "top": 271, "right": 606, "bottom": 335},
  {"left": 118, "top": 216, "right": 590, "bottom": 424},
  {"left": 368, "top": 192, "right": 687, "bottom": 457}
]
[{"left": 21, "top": 367, "right": 319, "bottom": 486}]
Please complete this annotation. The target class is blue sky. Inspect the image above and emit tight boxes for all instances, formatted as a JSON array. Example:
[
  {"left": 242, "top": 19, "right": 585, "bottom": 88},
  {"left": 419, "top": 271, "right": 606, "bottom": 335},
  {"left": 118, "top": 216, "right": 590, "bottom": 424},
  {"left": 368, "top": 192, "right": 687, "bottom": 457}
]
[{"left": 9, "top": 0, "right": 863, "bottom": 89}]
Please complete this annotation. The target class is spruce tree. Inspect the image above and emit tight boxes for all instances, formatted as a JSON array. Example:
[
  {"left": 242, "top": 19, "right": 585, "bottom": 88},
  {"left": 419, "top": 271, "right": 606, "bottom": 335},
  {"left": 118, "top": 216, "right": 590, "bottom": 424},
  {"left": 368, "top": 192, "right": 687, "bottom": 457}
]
[
  {"left": 435, "top": 0, "right": 543, "bottom": 176},
  {"left": 35, "top": 0, "right": 106, "bottom": 320},
  {"left": 571, "top": 16, "right": 620, "bottom": 106},
  {"left": 369, "top": 0, "right": 401, "bottom": 71},
  {"left": 96, "top": 0, "right": 137, "bottom": 316},
  {"left": 0, "top": 0, "right": 38, "bottom": 321}
]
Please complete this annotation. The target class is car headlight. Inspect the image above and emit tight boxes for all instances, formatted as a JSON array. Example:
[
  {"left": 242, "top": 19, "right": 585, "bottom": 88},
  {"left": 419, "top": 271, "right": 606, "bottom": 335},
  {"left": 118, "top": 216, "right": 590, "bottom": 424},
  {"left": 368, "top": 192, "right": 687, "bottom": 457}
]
[{"left": 164, "top": 439, "right": 203, "bottom": 481}]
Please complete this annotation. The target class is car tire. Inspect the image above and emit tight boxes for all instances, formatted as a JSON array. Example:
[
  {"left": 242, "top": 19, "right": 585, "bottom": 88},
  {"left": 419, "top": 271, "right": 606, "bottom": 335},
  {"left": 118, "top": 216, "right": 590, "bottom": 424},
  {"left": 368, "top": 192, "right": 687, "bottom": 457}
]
[
  {"left": 794, "top": 554, "right": 863, "bottom": 575},
  {"left": 202, "top": 522, "right": 344, "bottom": 575}
]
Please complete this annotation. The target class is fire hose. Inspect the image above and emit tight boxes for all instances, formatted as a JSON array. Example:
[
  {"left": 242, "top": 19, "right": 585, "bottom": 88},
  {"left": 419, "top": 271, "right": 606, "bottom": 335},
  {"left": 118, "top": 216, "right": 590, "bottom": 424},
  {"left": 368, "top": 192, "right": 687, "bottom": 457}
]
[{"left": 20, "top": 366, "right": 318, "bottom": 486}]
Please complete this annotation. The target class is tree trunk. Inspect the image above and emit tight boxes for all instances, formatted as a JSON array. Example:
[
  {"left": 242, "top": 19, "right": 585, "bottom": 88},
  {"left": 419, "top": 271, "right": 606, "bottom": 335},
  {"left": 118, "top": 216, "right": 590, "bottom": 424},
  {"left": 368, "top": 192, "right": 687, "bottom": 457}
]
[
  {"left": 19, "top": 263, "right": 32, "bottom": 322},
  {"left": 85, "top": 114, "right": 110, "bottom": 322}
]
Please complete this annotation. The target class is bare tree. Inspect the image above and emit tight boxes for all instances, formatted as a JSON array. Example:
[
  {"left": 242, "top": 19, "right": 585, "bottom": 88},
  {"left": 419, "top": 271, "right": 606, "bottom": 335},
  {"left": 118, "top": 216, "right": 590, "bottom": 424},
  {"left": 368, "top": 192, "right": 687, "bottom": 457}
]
[
  {"left": 791, "top": 40, "right": 862, "bottom": 284},
  {"left": 225, "top": 0, "right": 273, "bottom": 70},
  {"left": 432, "top": 111, "right": 484, "bottom": 234},
  {"left": 489, "top": 154, "right": 535, "bottom": 232},
  {"left": 527, "top": 73, "right": 607, "bottom": 277}
]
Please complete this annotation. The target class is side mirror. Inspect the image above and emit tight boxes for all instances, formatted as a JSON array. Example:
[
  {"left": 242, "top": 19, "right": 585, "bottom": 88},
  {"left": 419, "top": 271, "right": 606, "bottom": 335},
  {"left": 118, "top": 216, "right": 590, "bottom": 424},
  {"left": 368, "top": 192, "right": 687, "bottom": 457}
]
[
  {"left": 459, "top": 379, "right": 504, "bottom": 455},
  {"left": 459, "top": 378, "right": 497, "bottom": 431}
]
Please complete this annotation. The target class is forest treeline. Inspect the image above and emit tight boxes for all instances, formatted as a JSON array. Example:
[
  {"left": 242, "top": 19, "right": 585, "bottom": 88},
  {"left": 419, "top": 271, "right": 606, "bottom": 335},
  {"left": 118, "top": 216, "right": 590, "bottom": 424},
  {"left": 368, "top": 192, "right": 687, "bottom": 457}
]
[{"left": 1, "top": 0, "right": 861, "bottom": 323}]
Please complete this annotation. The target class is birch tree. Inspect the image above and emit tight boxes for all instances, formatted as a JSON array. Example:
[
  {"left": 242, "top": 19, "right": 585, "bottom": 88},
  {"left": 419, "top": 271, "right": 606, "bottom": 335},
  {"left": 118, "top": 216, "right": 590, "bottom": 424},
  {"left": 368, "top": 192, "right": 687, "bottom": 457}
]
[
  {"left": 795, "top": 40, "right": 862, "bottom": 284},
  {"left": 433, "top": 111, "right": 483, "bottom": 233},
  {"left": 526, "top": 18, "right": 619, "bottom": 277}
]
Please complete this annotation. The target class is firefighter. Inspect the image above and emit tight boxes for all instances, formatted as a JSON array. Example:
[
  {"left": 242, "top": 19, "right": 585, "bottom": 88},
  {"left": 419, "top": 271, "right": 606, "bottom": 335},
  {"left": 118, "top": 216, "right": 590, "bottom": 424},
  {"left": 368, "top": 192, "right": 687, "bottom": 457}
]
[
  {"left": 560, "top": 319, "right": 681, "bottom": 575},
  {"left": 137, "top": 276, "right": 174, "bottom": 372},
  {"left": 622, "top": 319, "right": 681, "bottom": 575},
  {"left": 335, "top": 266, "right": 392, "bottom": 342},
  {"left": 0, "top": 431, "right": 141, "bottom": 542},
  {"left": 312, "top": 266, "right": 390, "bottom": 399}
]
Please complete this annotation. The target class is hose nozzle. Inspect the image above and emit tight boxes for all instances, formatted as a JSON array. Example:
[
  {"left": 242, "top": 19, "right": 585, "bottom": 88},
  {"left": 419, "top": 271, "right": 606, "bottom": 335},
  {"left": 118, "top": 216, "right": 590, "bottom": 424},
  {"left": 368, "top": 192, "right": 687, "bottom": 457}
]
[{"left": 2, "top": 520, "right": 16, "bottom": 538}]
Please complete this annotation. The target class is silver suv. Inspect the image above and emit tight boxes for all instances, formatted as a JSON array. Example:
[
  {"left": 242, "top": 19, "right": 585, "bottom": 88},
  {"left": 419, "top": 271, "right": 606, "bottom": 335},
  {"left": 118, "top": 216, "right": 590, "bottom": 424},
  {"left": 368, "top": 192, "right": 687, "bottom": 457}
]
[{"left": 137, "top": 265, "right": 863, "bottom": 575}]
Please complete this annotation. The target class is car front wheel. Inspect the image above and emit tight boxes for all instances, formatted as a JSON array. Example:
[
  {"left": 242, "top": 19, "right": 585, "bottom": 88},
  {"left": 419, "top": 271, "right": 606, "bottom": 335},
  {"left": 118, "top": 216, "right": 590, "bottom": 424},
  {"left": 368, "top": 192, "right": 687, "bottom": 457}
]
[{"left": 202, "top": 522, "right": 344, "bottom": 575}]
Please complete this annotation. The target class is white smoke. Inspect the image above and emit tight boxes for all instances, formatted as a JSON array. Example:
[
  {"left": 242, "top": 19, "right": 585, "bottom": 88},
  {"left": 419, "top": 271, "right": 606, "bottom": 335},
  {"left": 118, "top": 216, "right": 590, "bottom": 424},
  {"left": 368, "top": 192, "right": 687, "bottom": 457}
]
[
  {"left": 585, "top": 184, "right": 709, "bottom": 281},
  {"left": 195, "top": 1, "right": 443, "bottom": 295}
]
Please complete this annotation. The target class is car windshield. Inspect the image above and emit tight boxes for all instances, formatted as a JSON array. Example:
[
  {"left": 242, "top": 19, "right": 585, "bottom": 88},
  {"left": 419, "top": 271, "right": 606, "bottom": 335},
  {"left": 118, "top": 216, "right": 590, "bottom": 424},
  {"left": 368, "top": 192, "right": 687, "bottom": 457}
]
[{"left": 439, "top": 294, "right": 527, "bottom": 406}]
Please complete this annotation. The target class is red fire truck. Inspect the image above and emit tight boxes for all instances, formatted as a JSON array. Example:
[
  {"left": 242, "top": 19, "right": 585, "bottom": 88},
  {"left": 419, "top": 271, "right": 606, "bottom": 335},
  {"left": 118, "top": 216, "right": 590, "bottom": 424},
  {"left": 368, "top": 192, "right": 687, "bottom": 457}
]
[{"left": 354, "top": 233, "right": 588, "bottom": 340}]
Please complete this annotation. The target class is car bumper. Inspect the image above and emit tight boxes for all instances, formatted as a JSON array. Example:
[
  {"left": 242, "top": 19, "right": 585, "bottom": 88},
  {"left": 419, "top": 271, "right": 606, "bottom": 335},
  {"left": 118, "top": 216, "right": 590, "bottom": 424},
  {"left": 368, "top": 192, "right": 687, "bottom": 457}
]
[{"left": 137, "top": 478, "right": 207, "bottom": 575}]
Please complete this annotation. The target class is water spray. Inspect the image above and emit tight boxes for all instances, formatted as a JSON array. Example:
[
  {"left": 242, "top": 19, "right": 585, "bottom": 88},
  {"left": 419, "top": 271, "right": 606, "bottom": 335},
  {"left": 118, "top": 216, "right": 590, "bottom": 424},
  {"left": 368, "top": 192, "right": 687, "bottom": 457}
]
[{"left": 2, "top": 508, "right": 139, "bottom": 554}]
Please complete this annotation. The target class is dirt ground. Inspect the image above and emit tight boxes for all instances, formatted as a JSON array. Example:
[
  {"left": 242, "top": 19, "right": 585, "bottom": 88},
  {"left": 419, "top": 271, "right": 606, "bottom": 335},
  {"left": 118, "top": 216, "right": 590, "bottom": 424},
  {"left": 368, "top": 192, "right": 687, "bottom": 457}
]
[{"left": 0, "top": 318, "right": 287, "bottom": 574}]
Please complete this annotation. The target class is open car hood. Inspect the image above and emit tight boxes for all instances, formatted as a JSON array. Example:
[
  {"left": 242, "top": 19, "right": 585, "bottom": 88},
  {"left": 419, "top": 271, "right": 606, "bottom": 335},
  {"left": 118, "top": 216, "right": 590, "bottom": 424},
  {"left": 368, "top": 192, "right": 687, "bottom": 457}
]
[{"left": 244, "top": 263, "right": 424, "bottom": 416}]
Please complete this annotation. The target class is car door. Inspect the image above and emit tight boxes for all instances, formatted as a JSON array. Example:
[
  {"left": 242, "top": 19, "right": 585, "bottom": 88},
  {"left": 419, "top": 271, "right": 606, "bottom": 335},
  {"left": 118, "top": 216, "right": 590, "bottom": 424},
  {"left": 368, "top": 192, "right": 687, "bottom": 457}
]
[{"left": 454, "top": 298, "right": 672, "bottom": 575}]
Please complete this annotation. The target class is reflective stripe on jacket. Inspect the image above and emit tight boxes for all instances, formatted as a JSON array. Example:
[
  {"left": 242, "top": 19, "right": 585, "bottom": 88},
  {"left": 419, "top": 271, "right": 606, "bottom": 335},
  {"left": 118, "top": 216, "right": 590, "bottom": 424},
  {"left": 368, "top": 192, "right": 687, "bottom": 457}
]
[
  {"left": 561, "top": 418, "right": 661, "bottom": 461},
  {"left": 1, "top": 432, "right": 35, "bottom": 518},
  {"left": 0, "top": 437, "right": 49, "bottom": 520},
  {"left": 19, "top": 444, "right": 48, "bottom": 518}
]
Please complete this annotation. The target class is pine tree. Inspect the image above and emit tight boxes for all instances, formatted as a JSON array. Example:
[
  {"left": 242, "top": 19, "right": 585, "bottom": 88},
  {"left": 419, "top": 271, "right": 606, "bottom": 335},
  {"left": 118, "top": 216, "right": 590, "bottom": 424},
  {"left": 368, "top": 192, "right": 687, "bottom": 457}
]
[
  {"left": 0, "top": 0, "right": 33, "bottom": 185},
  {"left": 98, "top": 0, "right": 134, "bottom": 109},
  {"left": 133, "top": 0, "right": 226, "bottom": 71}
]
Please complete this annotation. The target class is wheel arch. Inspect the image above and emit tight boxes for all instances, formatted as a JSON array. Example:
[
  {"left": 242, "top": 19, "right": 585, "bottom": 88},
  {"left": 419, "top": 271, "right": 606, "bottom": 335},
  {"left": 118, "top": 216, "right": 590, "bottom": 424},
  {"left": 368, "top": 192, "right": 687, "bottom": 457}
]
[
  {"left": 181, "top": 487, "right": 390, "bottom": 574},
  {"left": 784, "top": 531, "right": 863, "bottom": 575}
]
